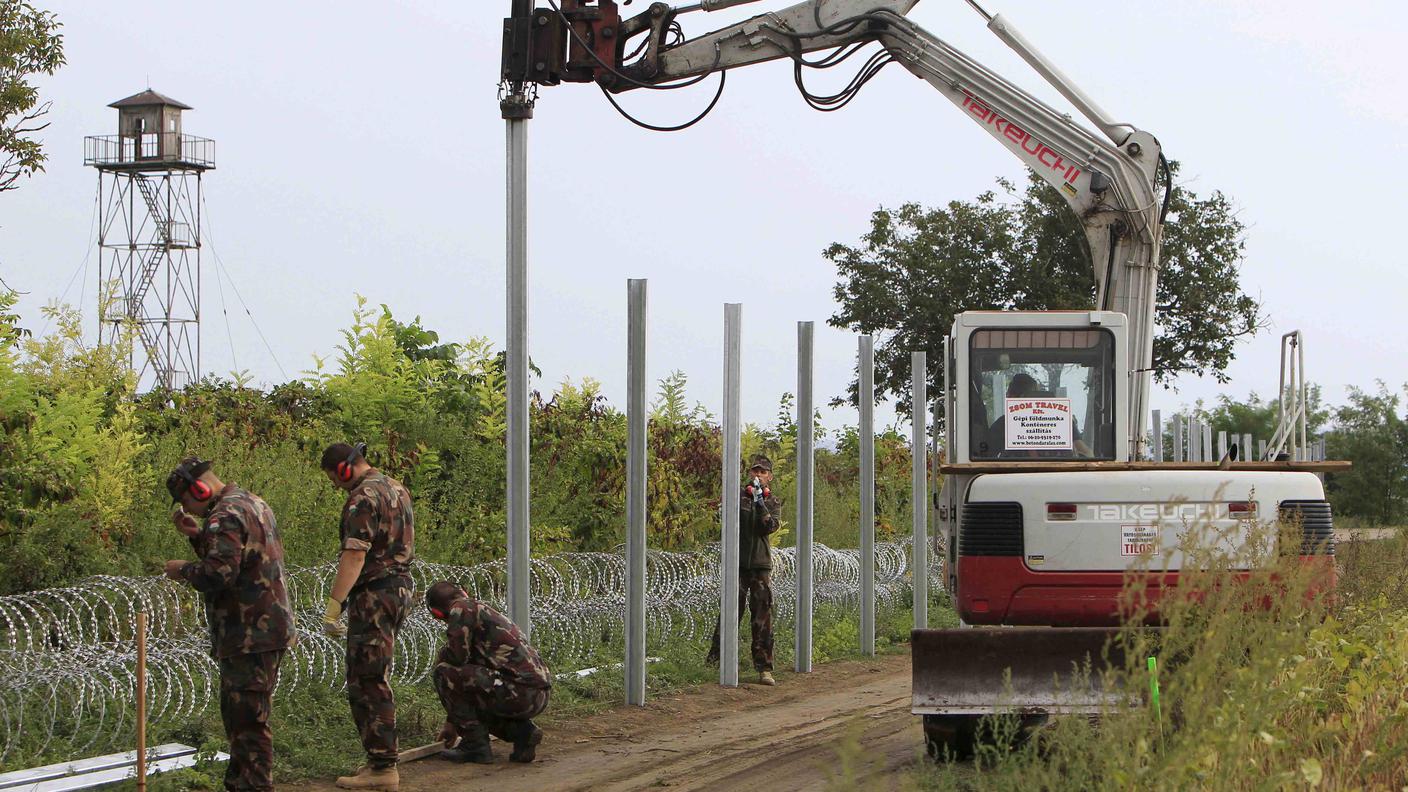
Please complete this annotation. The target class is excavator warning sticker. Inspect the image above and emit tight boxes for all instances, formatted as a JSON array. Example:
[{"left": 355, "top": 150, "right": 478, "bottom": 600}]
[
  {"left": 1121, "top": 525, "right": 1159, "bottom": 556},
  {"left": 1004, "top": 398, "right": 1073, "bottom": 450}
]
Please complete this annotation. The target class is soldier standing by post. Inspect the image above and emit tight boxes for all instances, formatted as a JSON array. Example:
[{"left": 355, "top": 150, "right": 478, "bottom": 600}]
[
  {"left": 707, "top": 454, "right": 782, "bottom": 686},
  {"left": 318, "top": 443, "right": 416, "bottom": 792},
  {"left": 162, "top": 457, "right": 294, "bottom": 792},
  {"left": 424, "top": 581, "right": 551, "bottom": 764}
]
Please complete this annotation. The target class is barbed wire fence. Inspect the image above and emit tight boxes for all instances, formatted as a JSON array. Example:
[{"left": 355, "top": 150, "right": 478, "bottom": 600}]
[{"left": 0, "top": 540, "right": 942, "bottom": 764}]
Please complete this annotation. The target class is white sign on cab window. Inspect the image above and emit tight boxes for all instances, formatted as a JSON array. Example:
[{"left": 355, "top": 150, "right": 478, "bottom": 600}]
[{"left": 1004, "top": 398, "right": 1073, "bottom": 450}]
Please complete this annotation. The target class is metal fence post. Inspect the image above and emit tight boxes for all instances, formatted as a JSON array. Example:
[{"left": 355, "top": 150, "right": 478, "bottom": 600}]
[
  {"left": 912, "top": 351, "right": 928, "bottom": 631},
  {"left": 1218, "top": 430, "right": 1228, "bottom": 461},
  {"left": 1202, "top": 423, "right": 1214, "bottom": 464},
  {"left": 505, "top": 94, "right": 532, "bottom": 637},
  {"left": 1151, "top": 409, "right": 1163, "bottom": 462},
  {"left": 795, "top": 322, "right": 815, "bottom": 673},
  {"left": 625, "top": 279, "right": 647, "bottom": 705},
  {"left": 859, "top": 335, "right": 875, "bottom": 656},
  {"left": 1173, "top": 415, "right": 1185, "bottom": 463},
  {"left": 720, "top": 304, "right": 742, "bottom": 687}
]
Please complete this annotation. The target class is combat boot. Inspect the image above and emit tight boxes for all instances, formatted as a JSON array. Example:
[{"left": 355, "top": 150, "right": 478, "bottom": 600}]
[
  {"left": 758, "top": 670, "right": 777, "bottom": 686},
  {"left": 441, "top": 723, "right": 493, "bottom": 764},
  {"left": 508, "top": 720, "right": 544, "bottom": 763},
  {"left": 335, "top": 765, "right": 399, "bottom": 792}
]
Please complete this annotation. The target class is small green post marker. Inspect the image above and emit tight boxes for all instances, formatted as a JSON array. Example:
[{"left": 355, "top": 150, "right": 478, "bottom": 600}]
[{"left": 1148, "top": 655, "right": 1163, "bottom": 744}]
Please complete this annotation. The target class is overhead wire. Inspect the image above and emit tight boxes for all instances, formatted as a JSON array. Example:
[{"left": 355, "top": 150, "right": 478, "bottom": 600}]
[
  {"left": 198, "top": 192, "right": 289, "bottom": 381},
  {"left": 211, "top": 253, "right": 239, "bottom": 376},
  {"left": 38, "top": 184, "right": 100, "bottom": 338}
]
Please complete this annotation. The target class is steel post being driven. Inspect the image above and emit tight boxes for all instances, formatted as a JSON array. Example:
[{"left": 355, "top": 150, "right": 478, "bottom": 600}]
[
  {"left": 795, "top": 321, "right": 815, "bottom": 673},
  {"left": 504, "top": 91, "right": 533, "bottom": 637},
  {"left": 911, "top": 351, "right": 928, "bottom": 631},
  {"left": 720, "top": 304, "right": 742, "bottom": 687},
  {"left": 625, "top": 279, "right": 648, "bottom": 705},
  {"left": 860, "top": 335, "right": 876, "bottom": 656}
]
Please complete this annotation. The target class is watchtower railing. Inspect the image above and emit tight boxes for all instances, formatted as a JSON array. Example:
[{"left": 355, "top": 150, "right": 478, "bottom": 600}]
[{"left": 84, "top": 134, "right": 215, "bottom": 169}]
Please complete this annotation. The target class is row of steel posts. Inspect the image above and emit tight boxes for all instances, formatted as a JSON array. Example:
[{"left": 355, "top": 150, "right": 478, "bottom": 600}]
[{"left": 502, "top": 93, "right": 928, "bottom": 704}]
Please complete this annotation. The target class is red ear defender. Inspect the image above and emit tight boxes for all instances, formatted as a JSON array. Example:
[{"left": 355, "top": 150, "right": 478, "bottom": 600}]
[
  {"left": 189, "top": 479, "right": 213, "bottom": 501},
  {"left": 337, "top": 442, "right": 368, "bottom": 482},
  {"left": 430, "top": 608, "right": 446, "bottom": 620}
]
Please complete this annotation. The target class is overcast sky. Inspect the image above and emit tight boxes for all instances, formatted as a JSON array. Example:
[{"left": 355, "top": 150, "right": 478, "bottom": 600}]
[{"left": 4, "top": 0, "right": 1406, "bottom": 437}]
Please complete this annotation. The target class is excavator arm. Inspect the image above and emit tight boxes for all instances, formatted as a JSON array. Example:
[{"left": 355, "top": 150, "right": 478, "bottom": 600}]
[{"left": 511, "top": 0, "right": 1164, "bottom": 455}]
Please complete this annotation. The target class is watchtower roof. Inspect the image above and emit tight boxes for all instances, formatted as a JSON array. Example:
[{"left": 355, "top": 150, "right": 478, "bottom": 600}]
[{"left": 108, "top": 90, "right": 192, "bottom": 110}]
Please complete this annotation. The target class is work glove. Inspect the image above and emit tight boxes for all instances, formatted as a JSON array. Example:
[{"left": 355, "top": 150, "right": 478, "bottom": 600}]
[
  {"left": 438, "top": 720, "right": 459, "bottom": 748},
  {"left": 322, "top": 597, "right": 347, "bottom": 638}
]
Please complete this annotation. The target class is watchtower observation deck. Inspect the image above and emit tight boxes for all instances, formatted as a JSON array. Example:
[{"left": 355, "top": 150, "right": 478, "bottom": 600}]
[{"left": 84, "top": 90, "right": 214, "bottom": 171}]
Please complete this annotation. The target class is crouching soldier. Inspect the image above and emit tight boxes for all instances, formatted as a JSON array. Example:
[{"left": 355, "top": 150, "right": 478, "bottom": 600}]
[
  {"left": 426, "top": 581, "right": 552, "bottom": 764},
  {"left": 162, "top": 457, "right": 295, "bottom": 792}
]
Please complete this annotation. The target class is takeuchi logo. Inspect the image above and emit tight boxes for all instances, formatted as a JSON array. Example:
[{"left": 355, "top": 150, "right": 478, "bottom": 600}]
[
  {"left": 961, "top": 92, "right": 1082, "bottom": 185},
  {"left": 1084, "top": 503, "right": 1234, "bottom": 522}
]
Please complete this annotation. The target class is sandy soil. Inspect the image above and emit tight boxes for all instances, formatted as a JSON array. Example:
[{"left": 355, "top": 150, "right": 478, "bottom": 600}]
[{"left": 297, "top": 653, "right": 922, "bottom": 792}]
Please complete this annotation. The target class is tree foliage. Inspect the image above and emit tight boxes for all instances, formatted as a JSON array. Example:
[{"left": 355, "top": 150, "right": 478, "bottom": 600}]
[
  {"left": 0, "top": 0, "right": 64, "bottom": 193},
  {"left": 1325, "top": 384, "right": 1408, "bottom": 526},
  {"left": 826, "top": 166, "right": 1262, "bottom": 424}
]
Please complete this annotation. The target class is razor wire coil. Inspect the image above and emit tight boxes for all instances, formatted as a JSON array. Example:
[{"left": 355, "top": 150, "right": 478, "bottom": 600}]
[{"left": 0, "top": 540, "right": 942, "bottom": 763}]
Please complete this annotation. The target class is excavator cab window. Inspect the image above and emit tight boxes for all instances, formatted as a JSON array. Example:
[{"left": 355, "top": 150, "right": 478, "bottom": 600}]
[{"left": 969, "top": 328, "right": 1116, "bottom": 461}]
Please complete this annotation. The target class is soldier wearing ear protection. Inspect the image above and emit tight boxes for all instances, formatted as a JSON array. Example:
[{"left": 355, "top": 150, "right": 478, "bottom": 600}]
[
  {"left": 162, "top": 457, "right": 294, "bottom": 792},
  {"left": 318, "top": 443, "right": 416, "bottom": 792},
  {"left": 707, "top": 454, "right": 782, "bottom": 686},
  {"left": 424, "top": 581, "right": 551, "bottom": 765}
]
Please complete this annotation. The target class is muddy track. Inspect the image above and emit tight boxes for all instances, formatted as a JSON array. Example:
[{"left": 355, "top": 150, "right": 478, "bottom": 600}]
[{"left": 298, "top": 653, "right": 922, "bottom": 792}]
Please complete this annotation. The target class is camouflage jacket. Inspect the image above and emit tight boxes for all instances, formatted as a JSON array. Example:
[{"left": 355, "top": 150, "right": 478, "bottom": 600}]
[
  {"left": 437, "top": 596, "right": 552, "bottom": 689},
  {"left": 738, "top": 484, "right": 782, "bottom": 571},
  {"left": 339, "top": 469, "right": 416, "bottom": 588},
  {"left": 181, "top": 485, "right": 296, "bottom": 659}
]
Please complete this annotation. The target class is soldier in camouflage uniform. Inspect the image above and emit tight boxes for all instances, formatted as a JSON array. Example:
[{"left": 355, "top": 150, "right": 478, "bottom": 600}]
[
  {"left": 162, "top": 457, "right": 294, "bottom": 792},
  {"left": 424, "top": 581, "right": 551, "bottom": 764},
  {"left": 318, "top": 443, "right": 416, "bottom": 792},
  {"left": 707, "top": 454, "right": 782, "bottom": 685}
]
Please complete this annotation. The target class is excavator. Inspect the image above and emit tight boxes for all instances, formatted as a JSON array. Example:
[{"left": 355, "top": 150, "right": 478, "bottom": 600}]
[{"left": 503, "top": 0, "right": 1341, "bottom": 758}]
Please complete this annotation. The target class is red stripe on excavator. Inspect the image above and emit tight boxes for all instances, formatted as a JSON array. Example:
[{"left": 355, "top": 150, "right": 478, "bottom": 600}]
[{"left": 956, "top": 556, "right": 1336, "bottom": 626}]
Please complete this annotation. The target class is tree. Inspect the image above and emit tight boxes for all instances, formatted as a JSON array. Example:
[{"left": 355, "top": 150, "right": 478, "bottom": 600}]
[
  {"left": 0, "top": 0, "right": 64, "bottom": 193},
  {"left": 826, "top": 165, "right": 1262, "bottom": 424},
  {"left": 1325, "top": 384, "right": 1408, "bottom": 526}
]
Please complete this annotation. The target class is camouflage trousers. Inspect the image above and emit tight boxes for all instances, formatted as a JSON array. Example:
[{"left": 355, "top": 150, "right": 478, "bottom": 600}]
[
  {"left": 217, "top": 650, "right": 284, "bottom": 792},
  {"left": 432, "top": 662, "right": 550, "bottom": 739},
  {"left": 345, "top": 576, "right": 412, "bottom": 769},
  {"left": 707, "top": 569, "right": 774, "bottom": 672}
]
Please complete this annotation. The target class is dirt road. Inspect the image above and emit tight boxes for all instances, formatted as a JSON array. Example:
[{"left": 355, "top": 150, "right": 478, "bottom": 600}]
[{"left": 302, "top": 653, "right": 922, "bottom": 792}]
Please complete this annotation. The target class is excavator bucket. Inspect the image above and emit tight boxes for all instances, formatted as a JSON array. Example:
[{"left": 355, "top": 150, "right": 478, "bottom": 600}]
[
  {"left": 912, "top": 627, "right": 1131, "bottom": 716},
  {"left": 912, "top": 627, "right": 1134, "bottom": 759}
]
